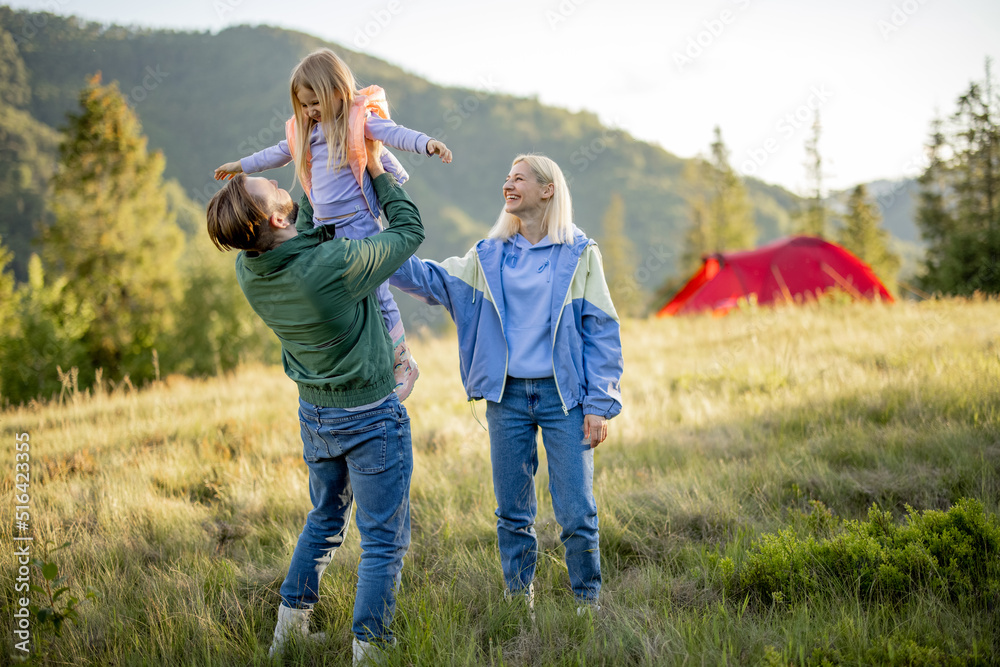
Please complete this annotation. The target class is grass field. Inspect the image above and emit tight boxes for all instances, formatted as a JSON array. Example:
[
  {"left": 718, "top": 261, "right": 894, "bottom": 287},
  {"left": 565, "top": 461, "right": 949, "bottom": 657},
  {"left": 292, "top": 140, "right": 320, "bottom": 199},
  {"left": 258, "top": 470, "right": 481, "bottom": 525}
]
[{"left": 2, "top": 297, "right": 999, "bottom": 665}]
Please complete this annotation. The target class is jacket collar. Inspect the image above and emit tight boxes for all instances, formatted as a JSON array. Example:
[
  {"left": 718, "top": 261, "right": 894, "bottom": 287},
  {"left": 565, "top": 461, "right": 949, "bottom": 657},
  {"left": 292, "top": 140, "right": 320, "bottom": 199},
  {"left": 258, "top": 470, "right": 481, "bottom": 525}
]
[
  {"left": 240, "top": 225, "right": 334, "bottom": 275},
  {"left": 474, "top": 227, "right": 594, "bottom": 322}
]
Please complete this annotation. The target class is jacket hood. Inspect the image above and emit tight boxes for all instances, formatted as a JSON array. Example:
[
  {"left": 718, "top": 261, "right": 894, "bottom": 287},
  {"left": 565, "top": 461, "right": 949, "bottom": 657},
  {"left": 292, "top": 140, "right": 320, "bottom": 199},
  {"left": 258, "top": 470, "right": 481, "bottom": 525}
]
[{"left": 475, "top": 225, "right": 593, "bottom": 260}]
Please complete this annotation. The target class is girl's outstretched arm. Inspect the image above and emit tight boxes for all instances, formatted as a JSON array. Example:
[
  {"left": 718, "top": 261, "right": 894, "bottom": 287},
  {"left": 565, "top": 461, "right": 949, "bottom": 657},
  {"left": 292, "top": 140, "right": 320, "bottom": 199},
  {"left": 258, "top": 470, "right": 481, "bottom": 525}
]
[
  {"left": 214, "top": 161, "right": 243, "bottom": 180},
  {"left": 366, "top": 116, "right": 451, "bottom": 163},
  {"left": 426, "top": 139, "right": 452, "bottom": 163}
]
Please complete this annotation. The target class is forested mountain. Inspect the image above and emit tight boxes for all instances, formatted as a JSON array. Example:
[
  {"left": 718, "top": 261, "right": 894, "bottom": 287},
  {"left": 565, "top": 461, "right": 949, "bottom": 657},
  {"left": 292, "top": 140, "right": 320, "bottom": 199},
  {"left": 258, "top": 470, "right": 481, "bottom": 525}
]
[{"left": 0, "top": 6, "right": 812, "bottom": 297}]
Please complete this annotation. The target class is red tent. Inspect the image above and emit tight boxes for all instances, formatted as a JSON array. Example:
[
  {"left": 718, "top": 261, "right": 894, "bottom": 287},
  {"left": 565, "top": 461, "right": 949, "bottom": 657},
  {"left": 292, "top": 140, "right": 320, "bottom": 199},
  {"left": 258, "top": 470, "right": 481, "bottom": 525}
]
[{"left": 658, "top": 236, "right": 894, "bottom": 317}]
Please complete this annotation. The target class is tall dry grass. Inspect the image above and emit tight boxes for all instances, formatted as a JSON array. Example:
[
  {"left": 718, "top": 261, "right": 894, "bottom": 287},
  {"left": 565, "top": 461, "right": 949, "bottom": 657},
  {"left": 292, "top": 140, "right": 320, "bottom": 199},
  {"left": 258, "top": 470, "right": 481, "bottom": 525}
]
[{"left": 1, "top": 297, "right": 998, "bottom": 665}]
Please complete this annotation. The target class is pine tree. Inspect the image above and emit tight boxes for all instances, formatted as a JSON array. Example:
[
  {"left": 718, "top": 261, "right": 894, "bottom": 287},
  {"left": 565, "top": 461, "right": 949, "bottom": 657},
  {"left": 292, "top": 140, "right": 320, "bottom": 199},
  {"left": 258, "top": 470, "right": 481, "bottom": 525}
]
[
  {"left": 708, "top": 126, "right": 757, "bottom": 251},
  {"left": 680, "top": 159, "right": 713, "bottom": 274},
  {"left": 42, "top": 73, "right": 183, "bottom": 387},
  {"left": 598, "top": 192, "right": 640, "bottom": 316},
  {"left": 0, "top": 25, "right": 59, "bottom": 279},
  {"left": 917, "top": 59, "right": 1000, "bottom": 295},
  {"left": 680, "top": 127, "right": 757, "bottom": 273},
  {"left": 917, "top": 116, "right": 955, "bottom": 282},
  {"left": 838, "top": 184, "right": 900, "bottom": 296},
  {"left": 796, "top": 113, "right": 828, "bottom": 238},
  {"left": 0, "top": 25, "right": 28, "bottom": 109}
]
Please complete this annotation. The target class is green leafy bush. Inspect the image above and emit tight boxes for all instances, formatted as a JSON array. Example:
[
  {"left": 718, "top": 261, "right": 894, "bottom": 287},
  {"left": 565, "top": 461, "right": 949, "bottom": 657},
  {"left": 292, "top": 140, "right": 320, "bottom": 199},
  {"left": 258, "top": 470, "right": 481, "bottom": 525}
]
[{"left": 726, "top": 498, "right": 1000, "bottom": 606}]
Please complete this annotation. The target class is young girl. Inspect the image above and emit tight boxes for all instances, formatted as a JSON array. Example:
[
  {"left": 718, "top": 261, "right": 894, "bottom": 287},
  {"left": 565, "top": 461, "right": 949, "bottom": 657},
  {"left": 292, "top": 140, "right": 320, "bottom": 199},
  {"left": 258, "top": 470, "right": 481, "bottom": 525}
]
[{"left": 215, "top": 48, "right": 451, "bottom": 400}]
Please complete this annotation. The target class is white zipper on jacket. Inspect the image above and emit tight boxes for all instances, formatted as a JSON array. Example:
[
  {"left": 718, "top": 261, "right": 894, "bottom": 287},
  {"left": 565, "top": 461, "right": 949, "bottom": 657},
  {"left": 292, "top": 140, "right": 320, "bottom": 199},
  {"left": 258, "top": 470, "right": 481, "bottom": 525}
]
[
  {"left": 475, "top": 250, "right": 509, "bottom": 401},
  {"left": 550, "top": 251, "right": 585, "bottom": 416}
]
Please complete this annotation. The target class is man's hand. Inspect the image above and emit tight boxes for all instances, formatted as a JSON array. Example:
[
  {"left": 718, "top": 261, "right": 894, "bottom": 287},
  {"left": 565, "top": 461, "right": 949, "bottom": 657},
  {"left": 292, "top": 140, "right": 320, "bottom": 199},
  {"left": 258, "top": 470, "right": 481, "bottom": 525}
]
[
  {"left": 427, "top": 139, "right": 453, "bottom": 164},
  {"left": 365, "top": 139, "right": 386, "bottom": 177},
  {"left": 583, "top": 414, "right": 608, "bottom": 449},
  {"left": 214, "top": 161, "right": 243, "bottom": 180}
]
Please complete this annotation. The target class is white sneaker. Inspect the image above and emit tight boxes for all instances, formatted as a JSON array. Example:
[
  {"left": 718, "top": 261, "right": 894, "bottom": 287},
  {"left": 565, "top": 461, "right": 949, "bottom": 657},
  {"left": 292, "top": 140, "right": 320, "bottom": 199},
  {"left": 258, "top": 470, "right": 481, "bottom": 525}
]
[
  {"left": 504, "top": 583, "right": 534, "bottom": 609},
  {"left": 352, "top": 636, "right": 396, "bottom": 666},
  {"left": 504, "top": 583, "right": 535, "bottom": 621},
  {"left": 268, "top": 604, "right": 326, "bottom": 657},
  {"left": 576, "top": 601, "right": 601, "bottom": 616},
  {"left": 393, "top": 339, "right": 419, "bottom": 401}
]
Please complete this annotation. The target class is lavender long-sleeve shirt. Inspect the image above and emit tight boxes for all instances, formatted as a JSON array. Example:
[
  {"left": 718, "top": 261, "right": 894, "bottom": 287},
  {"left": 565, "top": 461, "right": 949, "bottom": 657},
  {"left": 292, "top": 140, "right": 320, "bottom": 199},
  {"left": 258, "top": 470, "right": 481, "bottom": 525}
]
[{"left": 240, "top": 115, "right": 431, "bottom": 222}]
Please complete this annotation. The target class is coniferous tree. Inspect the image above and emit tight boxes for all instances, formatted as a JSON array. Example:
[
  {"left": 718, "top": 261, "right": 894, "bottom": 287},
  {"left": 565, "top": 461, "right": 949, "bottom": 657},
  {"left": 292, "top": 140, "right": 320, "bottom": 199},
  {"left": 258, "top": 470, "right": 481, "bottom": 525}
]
[
  {"left": 708, "top": 126, "right": 757, "bottom": 251},
  {"left": 680, "top": 127, "right": 757, "bottom": 273},
  {"left": 598, "top": 192, "right": 641, "bottom": 316},
  {"left": 797, "top": 113, "right": 827, "bottom": 238},
  {"left": 0, "top": 25, "right": 59, "bottom": 279},
  {"left": 918, "top": 60, "right": 1000, "bottom": 295},
  {"left": 917, "top": 116, "right": 955, "bottom": 282},
  {"left": 838, "top": 184, "right": 900, "bottom": 295},
  {"left": 679, "top": 158, "right": 712, "bottom": 274},
  {"left": 42, "top": 73, "right": 184, "bottom": 388},
  {"left": 0, "top": 25, "right": 28, "bottom": 109}
]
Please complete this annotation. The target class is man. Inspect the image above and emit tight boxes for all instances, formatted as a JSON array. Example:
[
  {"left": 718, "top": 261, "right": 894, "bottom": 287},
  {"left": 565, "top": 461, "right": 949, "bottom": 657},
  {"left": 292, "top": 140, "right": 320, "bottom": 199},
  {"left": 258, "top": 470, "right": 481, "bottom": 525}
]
[{"left": 206, "top": 139, "right": 424, "bottom": 663}]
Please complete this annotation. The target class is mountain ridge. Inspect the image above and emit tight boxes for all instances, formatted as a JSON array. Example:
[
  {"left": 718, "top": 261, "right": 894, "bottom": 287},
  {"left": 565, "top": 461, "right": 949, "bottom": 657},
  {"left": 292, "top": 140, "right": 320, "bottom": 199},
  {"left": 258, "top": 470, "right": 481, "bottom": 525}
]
[{"left": 0, "top": 7, "right": 921, "bottom": 299}]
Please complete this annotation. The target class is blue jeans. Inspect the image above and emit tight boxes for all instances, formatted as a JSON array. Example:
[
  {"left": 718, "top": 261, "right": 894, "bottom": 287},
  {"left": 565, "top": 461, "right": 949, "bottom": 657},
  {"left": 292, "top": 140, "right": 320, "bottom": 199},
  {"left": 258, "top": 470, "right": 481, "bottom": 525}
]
[
  {"left": 280, "top": 395, "right": 412, "bottom": 643},
  {"left": 486, "top": 377, "right": 601, "bottom": 602}
]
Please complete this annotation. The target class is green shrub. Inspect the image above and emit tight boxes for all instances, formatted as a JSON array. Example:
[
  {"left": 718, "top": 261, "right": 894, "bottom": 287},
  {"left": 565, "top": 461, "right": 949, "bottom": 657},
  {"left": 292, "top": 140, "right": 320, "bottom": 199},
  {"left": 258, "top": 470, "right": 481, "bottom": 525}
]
[{"left": 728, "top": 498, "right": 1000, "bottom": 606}]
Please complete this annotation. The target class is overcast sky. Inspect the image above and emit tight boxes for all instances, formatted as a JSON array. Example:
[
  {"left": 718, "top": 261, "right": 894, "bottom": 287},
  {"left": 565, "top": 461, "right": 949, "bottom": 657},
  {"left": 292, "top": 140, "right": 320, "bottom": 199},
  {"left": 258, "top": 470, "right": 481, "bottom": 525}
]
[{"left": 5, "top": 0, "right": 999, "bottom": 193}]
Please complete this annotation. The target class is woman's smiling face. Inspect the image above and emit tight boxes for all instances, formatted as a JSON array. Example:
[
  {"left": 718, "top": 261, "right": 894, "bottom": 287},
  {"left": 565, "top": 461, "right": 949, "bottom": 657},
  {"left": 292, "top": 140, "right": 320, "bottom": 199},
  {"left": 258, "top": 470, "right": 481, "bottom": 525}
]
[{"left": 503, "top": 161, "right": 552, "bottom": 218}]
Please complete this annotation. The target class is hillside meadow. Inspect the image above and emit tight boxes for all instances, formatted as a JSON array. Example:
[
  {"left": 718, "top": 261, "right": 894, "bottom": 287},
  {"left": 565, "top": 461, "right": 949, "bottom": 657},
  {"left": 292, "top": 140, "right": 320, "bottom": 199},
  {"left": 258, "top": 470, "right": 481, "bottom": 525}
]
[{"left": 1, "top": 297, "right": 998, "bottom": 665}]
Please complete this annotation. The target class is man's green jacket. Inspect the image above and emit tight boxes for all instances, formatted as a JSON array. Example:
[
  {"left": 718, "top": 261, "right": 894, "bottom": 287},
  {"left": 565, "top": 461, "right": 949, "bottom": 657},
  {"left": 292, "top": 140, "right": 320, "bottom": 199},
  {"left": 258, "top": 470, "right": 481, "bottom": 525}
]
[{"left": 235, "top": 174, "right": 424, "bottom": 407}]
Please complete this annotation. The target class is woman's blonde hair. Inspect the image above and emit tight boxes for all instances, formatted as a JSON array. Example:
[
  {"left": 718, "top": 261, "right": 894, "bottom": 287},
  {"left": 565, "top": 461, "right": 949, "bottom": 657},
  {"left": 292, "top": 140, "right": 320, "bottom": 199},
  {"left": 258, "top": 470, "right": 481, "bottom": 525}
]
[
  {"left": 487, "top": 154, "right": 575, "bottom": 244},
  {"left": 289, "top": 48, "right": 356, "bottom": 191}
]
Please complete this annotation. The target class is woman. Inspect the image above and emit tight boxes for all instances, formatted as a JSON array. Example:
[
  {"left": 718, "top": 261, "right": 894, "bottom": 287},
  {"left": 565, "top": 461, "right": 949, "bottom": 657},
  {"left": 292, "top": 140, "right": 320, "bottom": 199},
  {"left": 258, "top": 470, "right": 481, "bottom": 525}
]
[{"left": 391, "top": 154, "right": 623, "bottom": 609}]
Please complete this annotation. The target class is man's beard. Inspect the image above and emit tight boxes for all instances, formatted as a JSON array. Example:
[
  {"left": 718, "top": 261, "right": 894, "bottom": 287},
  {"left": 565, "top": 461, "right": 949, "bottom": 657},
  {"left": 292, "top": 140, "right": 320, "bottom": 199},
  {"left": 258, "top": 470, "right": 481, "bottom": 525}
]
[
  {"left": 257, "top": 201, "right": 299, "bottom": 252},
  {"left": 255, "top": 224, "right": 276, "bottom": 252}
]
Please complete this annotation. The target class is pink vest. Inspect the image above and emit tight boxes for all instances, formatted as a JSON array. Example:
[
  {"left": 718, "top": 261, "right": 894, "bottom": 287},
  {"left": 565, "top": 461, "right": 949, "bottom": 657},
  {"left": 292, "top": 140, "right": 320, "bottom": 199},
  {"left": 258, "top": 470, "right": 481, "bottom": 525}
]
[{"left": 284, "top": 85, "right": 390, "bottom": 212}]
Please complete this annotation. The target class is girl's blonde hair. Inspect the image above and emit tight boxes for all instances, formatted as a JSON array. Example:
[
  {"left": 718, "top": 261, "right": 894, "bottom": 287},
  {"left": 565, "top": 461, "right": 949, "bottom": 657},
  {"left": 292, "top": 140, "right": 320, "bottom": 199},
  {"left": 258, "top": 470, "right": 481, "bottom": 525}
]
[
  {"left": 487, "top": 154, "right": 575, "bottom": 244},
  {"left": 289, "top": 48, "right": 356, "bottom": 191}
]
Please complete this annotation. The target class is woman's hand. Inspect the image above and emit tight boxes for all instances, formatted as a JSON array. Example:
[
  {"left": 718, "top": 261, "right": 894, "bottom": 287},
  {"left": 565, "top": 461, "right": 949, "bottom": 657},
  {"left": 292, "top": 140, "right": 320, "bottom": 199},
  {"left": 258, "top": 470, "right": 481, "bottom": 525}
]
[
  {"left": 426, "top": 139, "right": 453, "bottom": 163},
  {"left": 583, "top": 414, "right": 608, "bottom": 449},
  {"left": 214, "top": 161, "right": 243, "bottom": 180}
]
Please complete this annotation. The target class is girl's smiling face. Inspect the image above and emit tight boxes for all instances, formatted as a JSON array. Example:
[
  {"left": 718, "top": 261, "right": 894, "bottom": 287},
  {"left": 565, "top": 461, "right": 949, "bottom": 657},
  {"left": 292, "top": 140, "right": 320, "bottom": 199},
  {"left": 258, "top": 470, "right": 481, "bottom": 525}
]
[{"left": 296, "top": 87, "right": 343, "bottom": 123}]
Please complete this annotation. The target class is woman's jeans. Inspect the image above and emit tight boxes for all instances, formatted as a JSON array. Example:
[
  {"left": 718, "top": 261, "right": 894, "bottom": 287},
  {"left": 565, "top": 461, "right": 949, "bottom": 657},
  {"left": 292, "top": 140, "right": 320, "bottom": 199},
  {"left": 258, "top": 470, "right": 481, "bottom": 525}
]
[
  {"left": 280, "top": 395, "right": 412, "bottom": 643},
  {"left": 486, "top": 377, "right": 601, "bottom": 602}
]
